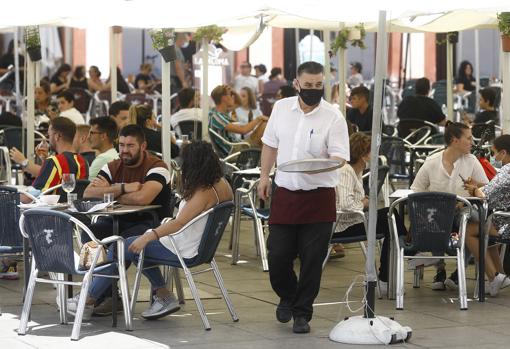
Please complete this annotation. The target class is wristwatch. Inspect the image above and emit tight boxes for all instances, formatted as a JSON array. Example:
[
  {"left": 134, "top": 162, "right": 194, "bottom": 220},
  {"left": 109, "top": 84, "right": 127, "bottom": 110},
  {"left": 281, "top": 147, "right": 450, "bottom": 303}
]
[{"left": 21, "top": 159, "right": 29, "bottom": 169}]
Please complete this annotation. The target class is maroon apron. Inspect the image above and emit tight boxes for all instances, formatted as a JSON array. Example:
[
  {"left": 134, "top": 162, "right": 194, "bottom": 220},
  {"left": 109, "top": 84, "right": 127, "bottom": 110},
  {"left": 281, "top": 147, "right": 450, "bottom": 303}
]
[{"left": 268, "top": 186, "right": 336, "bottom": 225}]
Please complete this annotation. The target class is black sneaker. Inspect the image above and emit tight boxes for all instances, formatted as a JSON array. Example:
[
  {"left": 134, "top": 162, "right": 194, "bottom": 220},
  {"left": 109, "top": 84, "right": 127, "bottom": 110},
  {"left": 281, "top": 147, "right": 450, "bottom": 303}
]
[
  {"left": 431, "top": 269, "right": 446, "bottom": 290},
  {"left": 292, "top": 316, "right": 310, "bottom": 334},
  {"left": 444, "top": 269, "right": 459, "bottom": 290},
  {"left": 276, "top": 300, "right": 292, "bottom": 323}
]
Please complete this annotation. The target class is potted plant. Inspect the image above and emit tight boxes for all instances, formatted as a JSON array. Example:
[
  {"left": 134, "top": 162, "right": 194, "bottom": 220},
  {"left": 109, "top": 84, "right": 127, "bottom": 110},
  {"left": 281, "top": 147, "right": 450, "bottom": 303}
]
[
  {"left": 497, "top": 12, "right": 510, "bottom": 52},
  {"left": 24, "top": 25, "right": 41, "bottom": 62},
  {"left": 150, "top": 28, "right": 176, "bottom": 63},
  {"left": 331, "top": 24, "right": 366, "bottom": 52},
  {"left": 193, "top": 25, "right": 227, "bottom": 45},
  {"left": 447, "top": 31, "right": 459, "bottom": 44}
]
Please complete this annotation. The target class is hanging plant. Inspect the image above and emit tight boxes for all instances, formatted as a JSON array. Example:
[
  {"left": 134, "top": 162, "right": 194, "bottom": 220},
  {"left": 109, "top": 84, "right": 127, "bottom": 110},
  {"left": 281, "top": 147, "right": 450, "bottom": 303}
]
[
  {"left": 24, "top": 25, "right": 42, "bottom": 62},
  {"left": 497, "top": 12, "right": 510, "bottom": 52},
  {"left": 436, "top": 31, "right": 459, "bottom": 45},
  {"left": 331, "top": 24, "right": 366, "bottom": 52},
  {"left": 193, "top": 25, "right": 227, "bottom": 44},
  {"left": 149, "top": 28, "right": 177, "bottom": 63}
]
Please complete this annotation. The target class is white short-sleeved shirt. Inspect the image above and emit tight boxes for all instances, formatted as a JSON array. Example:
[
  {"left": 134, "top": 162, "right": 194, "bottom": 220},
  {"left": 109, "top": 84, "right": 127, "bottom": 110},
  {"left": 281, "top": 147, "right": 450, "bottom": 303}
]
[
  {"left": 411, "top": 150, "right": 489, "bottom": 196},
  {"left": 262, "top": 96, "right": 350, "bottom": 191}
]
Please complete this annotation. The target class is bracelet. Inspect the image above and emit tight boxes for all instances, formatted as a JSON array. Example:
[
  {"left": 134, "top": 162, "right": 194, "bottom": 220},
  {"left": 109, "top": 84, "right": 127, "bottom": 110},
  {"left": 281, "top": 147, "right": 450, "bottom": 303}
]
[
  {"left": 121, "top": 183, "right": 125, "bottom": 195},
  {"left": 150, "top": 229, "right": 159, "bottom": 240}
]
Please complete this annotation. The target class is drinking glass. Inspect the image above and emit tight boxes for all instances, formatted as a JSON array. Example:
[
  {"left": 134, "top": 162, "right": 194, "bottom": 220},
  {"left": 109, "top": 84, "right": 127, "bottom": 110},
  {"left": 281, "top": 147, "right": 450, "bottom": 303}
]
[
  {"left": 181, "top": 134, "right": 189, "bottom": 143},
  {"left": 61, "top": 173, "right": 76, "bottom": 206},
  {"left": 104, "top": 193, "right": 114, "bottom": 211}
]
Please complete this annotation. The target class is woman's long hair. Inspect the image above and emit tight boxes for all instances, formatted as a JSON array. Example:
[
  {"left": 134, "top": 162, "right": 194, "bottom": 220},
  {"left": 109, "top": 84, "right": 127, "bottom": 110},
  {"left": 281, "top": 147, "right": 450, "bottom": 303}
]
[
  {"left": 457, "top": 60, "right": 473, "bottom": 80},
  {"left": 180, "top": 141, "right": 223, "bottom": 200}
]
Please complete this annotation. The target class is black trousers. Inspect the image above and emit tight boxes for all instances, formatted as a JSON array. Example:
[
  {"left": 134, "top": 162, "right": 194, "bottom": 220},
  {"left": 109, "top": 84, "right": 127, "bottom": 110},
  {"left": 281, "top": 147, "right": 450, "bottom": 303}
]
[
  {"left": 267, "top": 222, "right": 332, "bottom": 321},
  {"left": 332, "top": 207, "right": 408, "bottom": 282}
]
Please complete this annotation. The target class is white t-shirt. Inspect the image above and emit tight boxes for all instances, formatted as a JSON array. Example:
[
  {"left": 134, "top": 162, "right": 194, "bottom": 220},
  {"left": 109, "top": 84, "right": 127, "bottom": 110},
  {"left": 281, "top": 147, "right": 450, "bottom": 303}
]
[
  {"left": 234, "top": 107, "right": 262, "bottom": 124},
  {"left": 233, "top": 75, "right": 259, "bottom": 95},
  {"left": 170, "top": 108, "right": 203, "bottom": 133},
  {"left": 60, "top": 107, "right": 85, "bottom": 125},
  {"left": 262, "top": 96, "right": 350, "bottom": 191},
  {"left": 411, "top": 150, "right": 489, "bottom": 196}
]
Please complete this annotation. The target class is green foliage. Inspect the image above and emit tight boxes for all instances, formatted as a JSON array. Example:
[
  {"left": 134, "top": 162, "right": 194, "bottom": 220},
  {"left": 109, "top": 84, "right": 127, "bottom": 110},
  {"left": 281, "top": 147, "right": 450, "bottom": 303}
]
[
  {"left": 331, "top": 24, "right": 366, "bottom": 52},
  {"left": 498, "top": 12, "right": 510, "bottom": 37},
  {"left": 24, "top": 26, "right": 40, "bottom": 49},
  {"left": 193, "top": 25, "right": 227, "bottom": 44},
  {"left": 436, "top": 32, "right": 458, "bottom": 45},
  {"left": 149, "top": 28, "right": 175, "bottom": 50}
]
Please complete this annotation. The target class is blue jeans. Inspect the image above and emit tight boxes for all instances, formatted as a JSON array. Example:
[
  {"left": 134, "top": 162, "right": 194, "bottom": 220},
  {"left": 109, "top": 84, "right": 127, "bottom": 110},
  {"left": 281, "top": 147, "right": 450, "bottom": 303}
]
[{"left": 88, "top": 235, "right": 196, "bottom": 300}]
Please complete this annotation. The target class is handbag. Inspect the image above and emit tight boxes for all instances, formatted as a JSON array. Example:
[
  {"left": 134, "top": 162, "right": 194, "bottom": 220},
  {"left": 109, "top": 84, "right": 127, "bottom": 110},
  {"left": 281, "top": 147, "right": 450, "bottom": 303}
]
[{"left": 79, "top": 241, "right": 108, "bottom": 269}]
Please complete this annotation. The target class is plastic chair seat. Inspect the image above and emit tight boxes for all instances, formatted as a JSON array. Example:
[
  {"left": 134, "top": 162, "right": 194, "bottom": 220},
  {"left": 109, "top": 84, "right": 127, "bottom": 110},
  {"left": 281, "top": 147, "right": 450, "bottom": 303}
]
[
  {"left": 241, "top": 206, "right": 270, "bottom": 220},
  {"left": 0, "top": 245, "right": 23, "bottom": 253}
]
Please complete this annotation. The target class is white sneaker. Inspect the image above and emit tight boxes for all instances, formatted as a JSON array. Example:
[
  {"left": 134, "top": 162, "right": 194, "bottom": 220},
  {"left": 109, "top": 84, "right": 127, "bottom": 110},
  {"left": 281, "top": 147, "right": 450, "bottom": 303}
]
[
  {"left": 65, "top": 294, "right": 94, "bottom": 321},
  {"left": 489, "top": 274, "right": 510, "bottom": 297},
  {"left": 378, "top": 281, "right": 388, "bottom": 298},
  {"left": 141, "top": 294, "right": 180, "bottom": 320}
]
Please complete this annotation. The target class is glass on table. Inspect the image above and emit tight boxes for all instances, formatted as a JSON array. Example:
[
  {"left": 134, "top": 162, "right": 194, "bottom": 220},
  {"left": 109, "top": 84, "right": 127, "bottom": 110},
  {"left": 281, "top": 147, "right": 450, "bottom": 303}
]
[
  {"left": 67, "top": 193, "right": 77, "bottom": 208},
  {"left": 104, "top": 192, "right": 114, "bottom": 211},
  {"left": 61, "top": 173, "right": 76, "bottom": 206}
]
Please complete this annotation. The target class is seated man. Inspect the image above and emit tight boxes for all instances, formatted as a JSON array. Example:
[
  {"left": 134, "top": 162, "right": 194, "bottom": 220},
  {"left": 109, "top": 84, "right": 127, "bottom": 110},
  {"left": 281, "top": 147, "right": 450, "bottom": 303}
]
[
  {"left": 15, "top": 117, "right": 89, "bottom": 202},
  {"left": 87, "top": 117, "right": 119, "bottom": 179},
  {"left": 208, "top": 84, "right": 267, "bottom": 157},
  {"left": 473, "top": 87, "right": 499, "bottom": 124},
  {"left": 347, "top": 62, "right": 363, "bottom": 88},
  {"left": 57, "top": 90, "right": 85, "bottom": 125},
  {"left": 108, "top": 101, "right": 131, "bottom": 131},
  {"left": 73, "top": 124, "right": 96, "bottom": 165},
  {"left": 83, "top": 124, "right": 171, "bottom": 242},
  {"left": 398, "top": 77, "right": 447, "bottom": 126},
  {"left": 346, "top": 86, "right": 372, "bottom": 132},
  {"left": 170, "top": 88, "right": 202, "bottom": 136}
]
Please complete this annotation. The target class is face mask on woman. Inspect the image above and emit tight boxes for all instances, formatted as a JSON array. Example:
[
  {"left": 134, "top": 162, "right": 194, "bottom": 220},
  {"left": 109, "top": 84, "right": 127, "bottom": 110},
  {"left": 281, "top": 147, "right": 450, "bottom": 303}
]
[{"left": 490, "top": 152, "right": 503, "bottom": 169}]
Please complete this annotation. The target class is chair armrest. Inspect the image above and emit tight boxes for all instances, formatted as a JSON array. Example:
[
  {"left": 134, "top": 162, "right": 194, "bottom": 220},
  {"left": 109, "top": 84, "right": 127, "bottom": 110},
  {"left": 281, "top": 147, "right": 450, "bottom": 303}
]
[
  {"left": 223, "top": 152, "right": 241, "bottom": 163},
  {"left": 41, "top": 184, "right": 62, "bottom": 196},
  {"left": 99, "top": 235, "right": 125, "bottom": 245}
]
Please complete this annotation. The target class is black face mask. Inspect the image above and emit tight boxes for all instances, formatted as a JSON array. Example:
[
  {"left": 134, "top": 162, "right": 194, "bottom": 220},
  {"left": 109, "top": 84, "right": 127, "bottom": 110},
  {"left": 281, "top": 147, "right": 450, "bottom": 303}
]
[{"left": 298, "top": 84, "right": 324, "bottom": 106}]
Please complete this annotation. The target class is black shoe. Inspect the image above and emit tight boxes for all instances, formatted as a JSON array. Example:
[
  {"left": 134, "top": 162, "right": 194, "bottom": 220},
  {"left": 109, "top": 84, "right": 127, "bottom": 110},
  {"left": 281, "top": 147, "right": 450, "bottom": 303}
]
[
  {"left": 431, "top": 269, "right": 446, "bottom": 291},
  {"left": 292, "top": 316, "right": 310, "bottom": 334},
  {"left": 276, "top": 301, "right": 292, "bottom": 323},
  {"left": 445, "top": 269, "right": 459, "bottom": 290}
]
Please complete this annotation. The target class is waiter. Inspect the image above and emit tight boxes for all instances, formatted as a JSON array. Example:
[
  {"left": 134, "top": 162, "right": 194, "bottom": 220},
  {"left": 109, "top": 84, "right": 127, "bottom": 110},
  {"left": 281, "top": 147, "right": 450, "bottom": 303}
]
[{"left": 258, "top": 61, "right": 350, "bottom": 334}]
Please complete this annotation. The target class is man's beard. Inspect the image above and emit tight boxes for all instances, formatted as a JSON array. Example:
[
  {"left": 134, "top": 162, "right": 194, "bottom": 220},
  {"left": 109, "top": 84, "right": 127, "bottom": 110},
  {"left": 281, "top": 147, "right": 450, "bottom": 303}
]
[{"left": 121, "top": 151, "right": 141, "bottom": 166}]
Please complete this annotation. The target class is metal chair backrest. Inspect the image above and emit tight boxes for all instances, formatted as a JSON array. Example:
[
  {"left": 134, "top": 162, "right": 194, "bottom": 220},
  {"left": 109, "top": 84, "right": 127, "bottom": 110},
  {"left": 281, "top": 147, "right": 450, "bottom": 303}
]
[
  {"left": 425, "top": 133, "right": 445, "bottom": 145},
  {"left": 0, "top": 186, "right": 22, "bottom": 247},
  {"left": 472, "top": 121, "right": 495, "bottom": 141},
  {"left": 397, "top": 119, "right": 428, "bottom": 138},
  {"left": 407, "top": 192, "right": 457, "bottom": 253},
  {"left": 56, "top": 179, "right": 91, "bottom": 202},
  {"left": 380, "top": 136, "right": 407, "bottom": 176},
  {"left": 20, "top": 209, "right": 77, "bottom": 274},
  {"left": 432, "top": 80, "right": 447, "bottom": 108},
  {"left": 235, "top": 148, "right": 261, "bottom": 170},
  {"left": 178, "top": 120, "right": 202, "bottom": 140},
  {"left": 191, "top": 201, "right": 234, "bottom": 266},
  {"left": 362, "top": 165, "right": 389, "bottom": 196},
  {"left": 67, "top": 88, "right": 92, "bottom": 114},
  {"left": 404, "top": 125, "right": 432, "bottom": 146}
]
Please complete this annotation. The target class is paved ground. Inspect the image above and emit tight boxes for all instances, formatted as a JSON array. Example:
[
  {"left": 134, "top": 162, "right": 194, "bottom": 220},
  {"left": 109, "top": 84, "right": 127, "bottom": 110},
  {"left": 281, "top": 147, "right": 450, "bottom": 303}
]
[{"left": 2, "top": 219, "right": 510, "bottom": 349}]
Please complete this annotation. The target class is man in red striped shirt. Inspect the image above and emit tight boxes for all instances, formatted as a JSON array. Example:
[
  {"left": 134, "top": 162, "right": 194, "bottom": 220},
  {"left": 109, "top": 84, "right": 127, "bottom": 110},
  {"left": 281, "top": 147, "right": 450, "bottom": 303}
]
[{"left": 21, "top": 117, "right": 88, "bottom": 202}]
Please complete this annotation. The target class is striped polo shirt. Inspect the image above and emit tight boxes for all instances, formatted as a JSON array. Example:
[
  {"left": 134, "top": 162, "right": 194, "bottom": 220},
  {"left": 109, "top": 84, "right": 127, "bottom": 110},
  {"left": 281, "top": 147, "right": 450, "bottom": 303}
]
[
  {"left": 208, "top": 108, "right": 235, "bottom": 156},
  {"left": 32, "top": 152, "right": 89, "bottom": 191}
]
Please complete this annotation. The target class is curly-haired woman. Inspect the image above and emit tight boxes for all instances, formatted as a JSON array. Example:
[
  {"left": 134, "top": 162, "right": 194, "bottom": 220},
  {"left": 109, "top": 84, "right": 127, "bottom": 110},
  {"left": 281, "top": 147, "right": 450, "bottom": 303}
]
[{"left": 67, "top": 141, "right": 233, "bottom": 320}]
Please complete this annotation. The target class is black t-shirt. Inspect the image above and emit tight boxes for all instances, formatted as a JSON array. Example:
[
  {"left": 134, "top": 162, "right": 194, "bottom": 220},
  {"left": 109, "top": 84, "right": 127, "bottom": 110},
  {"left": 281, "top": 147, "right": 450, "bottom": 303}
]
[
  {"left": 134, "top": 74, "right": 152, "bottom": 89},
  {"left": 80, "top": 151, "right": 96, "bottom": 166},
  {"left": 143, "top": 128, "right": 179, "bottom": 157},
  {"left": 456, "top": 76, "right": 476, "bottom": 91},
  {"left": 397, "top": 95, "right": 446, "bottom": 124},
  {"left": 474, "top": 110, "right": 499, "bottom": 124},
  {"left": 346, "top": 106, "right": 373, "bottom": 132},
  {"left": 70, "top": 78, "right": 88, "bottom": 90}
]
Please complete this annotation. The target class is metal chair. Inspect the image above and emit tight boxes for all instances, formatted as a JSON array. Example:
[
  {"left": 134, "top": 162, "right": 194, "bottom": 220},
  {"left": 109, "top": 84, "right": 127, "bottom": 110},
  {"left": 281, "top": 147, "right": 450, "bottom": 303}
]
[
  {"left": 18, "top": 210, "right": 132, "bottom": 340},
  {"left": 404, "top": 126, "right": 432, "bottom": 146},
  {"left": 177, "top": 120, "right": 202, "bottom": 140},
  {"left": 472, "top": 121, "right": 496, "bottom": 142},
  {"left": 380, "top": 136, "right": 411, "bottom": 187},
  {"left": 131, "top": 201, "right": 238, "bottom": 330},
  {"left": 389, "top": 192, "right": 472, "bottom": 310},
  {"left": 397, "top": 119, "right": 437, "bottom": 138},
  {"left": 425, "top": 134, "right": 445, "bottom": 145},
  {"left": 362, "top": 164, "right": 390, "bottom": 207},
  {"left": 208, "top": 128, "right": 250, "bottom": 158},
  {"left": 0, "top": 186, "right": 22, "bottom": 314},
  {"left": 230, "top": 179, "right": 269, "bottom": 271}
]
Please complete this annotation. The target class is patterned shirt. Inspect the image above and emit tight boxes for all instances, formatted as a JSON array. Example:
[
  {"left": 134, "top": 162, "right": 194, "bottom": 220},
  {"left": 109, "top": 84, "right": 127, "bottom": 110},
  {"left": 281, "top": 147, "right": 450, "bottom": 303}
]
[
  {"left": 209, "top": 107, "right": 235, "bottom": 157},
  {"left": 482, "top": 163, "right": 510, "bottom": 233},
  {"left": 335, "top": 164, "right": 365, "bottom": 232},
  {"left": 32, "top": 152, "right": 88, "bottom": 191}
]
